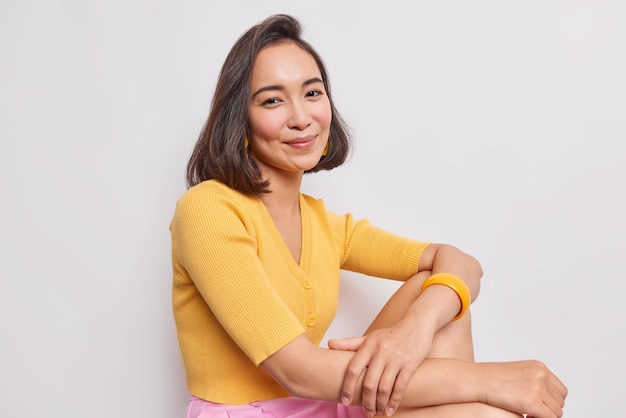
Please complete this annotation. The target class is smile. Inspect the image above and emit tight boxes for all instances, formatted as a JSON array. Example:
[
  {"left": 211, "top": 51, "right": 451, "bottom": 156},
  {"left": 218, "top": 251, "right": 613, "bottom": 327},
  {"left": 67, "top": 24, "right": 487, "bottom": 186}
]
[{"left": 285, "top": 135, "right": 316, "bottom": 150}]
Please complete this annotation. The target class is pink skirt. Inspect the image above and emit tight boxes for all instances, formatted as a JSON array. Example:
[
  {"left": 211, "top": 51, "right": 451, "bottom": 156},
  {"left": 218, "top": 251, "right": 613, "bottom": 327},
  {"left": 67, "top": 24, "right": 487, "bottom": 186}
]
[{"left": 186, "top": 395, "right": 367, "bottom": 418}]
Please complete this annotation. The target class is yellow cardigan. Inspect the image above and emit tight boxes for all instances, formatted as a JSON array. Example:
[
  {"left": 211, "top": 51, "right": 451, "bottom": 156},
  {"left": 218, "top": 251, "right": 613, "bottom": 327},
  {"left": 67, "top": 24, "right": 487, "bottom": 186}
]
[{"left": 170, "top": 180, "right": 429, "bottom": 404}]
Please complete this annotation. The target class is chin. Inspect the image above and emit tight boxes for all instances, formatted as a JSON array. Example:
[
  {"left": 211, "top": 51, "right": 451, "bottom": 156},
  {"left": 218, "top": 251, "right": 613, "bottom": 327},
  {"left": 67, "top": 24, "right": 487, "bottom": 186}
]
[{"left": 290, "top": 156, "right": 323, "bottom": 171}]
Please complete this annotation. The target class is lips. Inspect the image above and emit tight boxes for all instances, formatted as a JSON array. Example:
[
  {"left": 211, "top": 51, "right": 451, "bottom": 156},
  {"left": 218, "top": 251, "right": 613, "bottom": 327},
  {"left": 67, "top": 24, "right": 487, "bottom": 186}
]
[{"left": 285, "top": 135, "right": 316, "bottom": 149}]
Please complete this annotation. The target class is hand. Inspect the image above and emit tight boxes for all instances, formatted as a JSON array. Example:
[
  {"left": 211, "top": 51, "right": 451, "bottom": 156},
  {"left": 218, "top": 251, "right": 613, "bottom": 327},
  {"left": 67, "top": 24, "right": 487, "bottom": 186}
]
[
  {"left": 329, "top": 322, "right": 434, "bottom": 417},
  {"left": 480, "top": 360, "right": 568, "bottom": 418}
]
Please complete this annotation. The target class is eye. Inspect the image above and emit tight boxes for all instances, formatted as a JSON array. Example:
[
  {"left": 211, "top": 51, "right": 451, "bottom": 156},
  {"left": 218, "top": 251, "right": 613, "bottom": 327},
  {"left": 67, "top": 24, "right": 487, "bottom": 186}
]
[
  {"left": 306, "top": 90, "right": 323, "bottom": 98},
  {"left": 261, "top": 97, "right": 281, "bottom": 106}
]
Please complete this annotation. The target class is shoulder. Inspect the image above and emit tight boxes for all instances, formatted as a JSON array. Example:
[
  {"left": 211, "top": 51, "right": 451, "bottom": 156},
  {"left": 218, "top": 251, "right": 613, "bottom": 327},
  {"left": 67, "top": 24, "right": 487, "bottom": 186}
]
[
  {"left": 177, "top": 180, "right": 255, "bottom": 212},
  {"left": 300, "top": 193, "right": 361, "bottom": 237},
  {"left": 301, "top": 193, "right": 344, "bottom": 225},
  {"left": 172, "top": 180, "right": 260, "bottom": 230},
  {"left": 301, "top": 193, "right": 327, "bottom": 212},
  {"left": 178, "top": 179, "right": 238, "bottom": 203}
]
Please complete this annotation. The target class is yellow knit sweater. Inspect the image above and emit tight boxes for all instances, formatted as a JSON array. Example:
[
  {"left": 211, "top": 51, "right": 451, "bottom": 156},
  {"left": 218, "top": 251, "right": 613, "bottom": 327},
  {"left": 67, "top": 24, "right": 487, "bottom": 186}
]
[{"left": 170, "top": 180, "right": 429, "bottom": 404}]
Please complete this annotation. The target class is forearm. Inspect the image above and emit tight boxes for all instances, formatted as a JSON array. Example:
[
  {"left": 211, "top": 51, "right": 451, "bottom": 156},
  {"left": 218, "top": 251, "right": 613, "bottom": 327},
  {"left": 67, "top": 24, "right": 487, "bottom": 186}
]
[
  {"left": 262, "top": 334, "right": 482, "bottom": 408},
  {"left": 349, "top": 355, "right": 484, "bottom": 408}
]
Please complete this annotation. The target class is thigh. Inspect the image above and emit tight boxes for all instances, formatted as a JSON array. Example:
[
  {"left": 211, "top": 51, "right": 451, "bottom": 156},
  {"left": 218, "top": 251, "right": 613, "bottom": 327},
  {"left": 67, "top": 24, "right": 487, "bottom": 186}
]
[
  {"left": 186, "top": 396, "right": 368, "bottom": 418},
  {"left": 391, "top": 402, "right": 523, "bottom": 418}
]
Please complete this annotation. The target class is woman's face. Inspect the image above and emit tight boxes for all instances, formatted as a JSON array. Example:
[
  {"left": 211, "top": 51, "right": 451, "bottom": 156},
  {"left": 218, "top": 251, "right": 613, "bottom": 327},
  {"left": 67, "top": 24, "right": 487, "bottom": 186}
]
[{"left": 247, "top": 41, "right": 331, "bottom": 180}]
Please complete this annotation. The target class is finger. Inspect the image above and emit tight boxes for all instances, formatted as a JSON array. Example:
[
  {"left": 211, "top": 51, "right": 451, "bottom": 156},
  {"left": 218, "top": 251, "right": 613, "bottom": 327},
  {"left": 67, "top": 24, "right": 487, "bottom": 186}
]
[
  {"left": 361, "top": 358, "right": 385, "bottom": 417},
  {"left": 547, "top": 378, "right": 567, "bottom": 409},
  {"left": 375, "top": 365, "right": 399, "bottom": 416},
  {"left": 526, "top": 402, "right": 555, "bottom": 418},
  {"left": 385, "top": 368, "right": 412, "bottom": 416},
  {"left": 543, "top": 383, "right": 565, "bottom": 418},
  {"left": 543, "top": 394, "right": 564, "bottom": 418},
  {"left": 328, "top": 336, "right": 365, "bottom": 352},
  {"left": 549, "top": 372, "right": 568, "bottom": 399},
  {"left": 341, "top": 348, "right": 371, "bottom": 406}
]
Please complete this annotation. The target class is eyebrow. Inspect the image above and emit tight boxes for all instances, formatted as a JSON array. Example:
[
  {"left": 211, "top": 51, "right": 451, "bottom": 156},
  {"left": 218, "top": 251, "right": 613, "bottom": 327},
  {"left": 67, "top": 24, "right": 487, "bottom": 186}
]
[{"left": 251, "top": 77, "right": 324, "bottom": 99}]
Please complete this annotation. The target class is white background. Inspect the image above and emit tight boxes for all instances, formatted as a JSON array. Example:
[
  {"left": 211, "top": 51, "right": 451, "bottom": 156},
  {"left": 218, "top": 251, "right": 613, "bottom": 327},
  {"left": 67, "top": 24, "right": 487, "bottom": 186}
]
[{"left": 1, "top": 1, "right": 624, "bottom": 417}]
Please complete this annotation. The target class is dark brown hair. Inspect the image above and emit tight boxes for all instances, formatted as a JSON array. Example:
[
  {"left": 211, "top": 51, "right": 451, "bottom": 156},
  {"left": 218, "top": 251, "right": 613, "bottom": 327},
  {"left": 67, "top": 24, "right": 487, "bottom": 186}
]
[{"left": 186, "top": 14, "right": 353, "bottom": 194}]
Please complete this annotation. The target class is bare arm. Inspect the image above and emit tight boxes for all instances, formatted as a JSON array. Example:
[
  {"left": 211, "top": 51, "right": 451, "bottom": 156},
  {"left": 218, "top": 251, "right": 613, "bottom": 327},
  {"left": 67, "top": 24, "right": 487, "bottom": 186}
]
[
  {"left": 332, "top": 243, "right": 483, "bottom": 416},
  {"left": 262, "top": 242, "right": 567, "bottom": 417},
  {"left": 261, "top": 333, "right": 567, "bottom": 417},
  {"left": 262, "top": 334, "right": 477, "bottom": 405},
  {"left": 417, "top": 243, "right": 483, "bottom": 304}
]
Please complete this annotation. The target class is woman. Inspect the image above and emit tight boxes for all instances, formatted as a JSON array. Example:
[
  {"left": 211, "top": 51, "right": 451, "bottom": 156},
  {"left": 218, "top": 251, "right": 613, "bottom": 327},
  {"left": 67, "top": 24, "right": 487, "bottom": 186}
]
[{"left": 171, "top": 14, "right": 567, "bottom": 418}]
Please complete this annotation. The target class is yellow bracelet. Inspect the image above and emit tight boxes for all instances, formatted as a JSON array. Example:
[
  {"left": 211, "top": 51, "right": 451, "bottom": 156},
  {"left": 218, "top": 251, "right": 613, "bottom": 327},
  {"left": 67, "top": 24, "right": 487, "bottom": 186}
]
[{"left": 420, "top": 273, "right": 471, "bottom": 321}]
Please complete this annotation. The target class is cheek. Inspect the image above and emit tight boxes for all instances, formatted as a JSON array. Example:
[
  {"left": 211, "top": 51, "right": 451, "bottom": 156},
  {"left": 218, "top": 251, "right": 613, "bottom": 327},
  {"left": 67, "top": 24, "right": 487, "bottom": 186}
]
[
  {"left": 249, "top": 111, "right": 284, "bottom": 139},
  {"left": 313, "top": 103, "right": 333, "bottom": 129}
]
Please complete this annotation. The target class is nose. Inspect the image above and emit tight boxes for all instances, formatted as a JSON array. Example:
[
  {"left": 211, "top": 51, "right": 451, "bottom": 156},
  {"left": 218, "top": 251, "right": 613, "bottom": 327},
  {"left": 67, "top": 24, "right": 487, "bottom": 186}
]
[{"left": 287, "top": 100, "right": 312, "bottom": 130}]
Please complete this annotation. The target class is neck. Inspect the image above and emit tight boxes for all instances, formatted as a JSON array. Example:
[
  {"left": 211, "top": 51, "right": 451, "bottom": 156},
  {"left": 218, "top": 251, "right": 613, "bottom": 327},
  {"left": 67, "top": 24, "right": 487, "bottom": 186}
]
[{"left": 259, "top": 171, "right": 303, "bottom": 213}]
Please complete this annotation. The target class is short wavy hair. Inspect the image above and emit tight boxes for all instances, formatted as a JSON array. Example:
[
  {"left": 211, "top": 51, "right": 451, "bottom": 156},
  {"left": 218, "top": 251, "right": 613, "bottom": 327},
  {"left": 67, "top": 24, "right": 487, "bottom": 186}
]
[{"left": 186, "top": 14, "right": 353, "bottom": 195}]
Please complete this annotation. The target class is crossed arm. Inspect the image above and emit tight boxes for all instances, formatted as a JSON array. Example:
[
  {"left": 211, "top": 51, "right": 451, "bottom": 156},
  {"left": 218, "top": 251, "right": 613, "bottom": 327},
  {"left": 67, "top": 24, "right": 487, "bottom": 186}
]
[
  {"left": 262, "top": 335, "right": 565, "bottom": 417},
  {"left": 261, "top": 244, "right": 567, "bottom": 417}
]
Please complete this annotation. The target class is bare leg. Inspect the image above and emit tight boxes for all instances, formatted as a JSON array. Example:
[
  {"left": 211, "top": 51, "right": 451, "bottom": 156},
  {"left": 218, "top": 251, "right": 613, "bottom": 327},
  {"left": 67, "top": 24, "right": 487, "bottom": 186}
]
[
  {"left": 391, "top": 403, "right": 522, "bottom": 418},
  {"left": 366, "top": 272, "right": 522, "bottom": 418}
]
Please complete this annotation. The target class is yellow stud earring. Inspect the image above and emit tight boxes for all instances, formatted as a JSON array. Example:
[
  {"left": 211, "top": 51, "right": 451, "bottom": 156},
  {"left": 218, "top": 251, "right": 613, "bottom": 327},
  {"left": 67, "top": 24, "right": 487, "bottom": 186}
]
[
  {"left": 243, "top": 137, "right": 249, "bottom": 149},
  {"left": 322, "top": 141, "right": 329, "bottom": 156}
]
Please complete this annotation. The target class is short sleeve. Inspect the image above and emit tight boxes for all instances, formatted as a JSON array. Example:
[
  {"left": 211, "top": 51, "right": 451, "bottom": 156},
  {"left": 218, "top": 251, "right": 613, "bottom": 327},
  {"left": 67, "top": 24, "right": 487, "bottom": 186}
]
[
  {"left": 326, "top": 212, "right": 430, "bottom": 281},
  {"left": 171, "top": 185, "right": 304, "bottom": 365}
]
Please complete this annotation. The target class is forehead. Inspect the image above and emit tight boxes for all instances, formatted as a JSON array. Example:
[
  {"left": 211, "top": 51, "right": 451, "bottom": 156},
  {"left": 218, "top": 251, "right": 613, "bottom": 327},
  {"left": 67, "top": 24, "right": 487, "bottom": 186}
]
[{"left": 250, "top": 41, "right": 322, "bottom": 86}]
